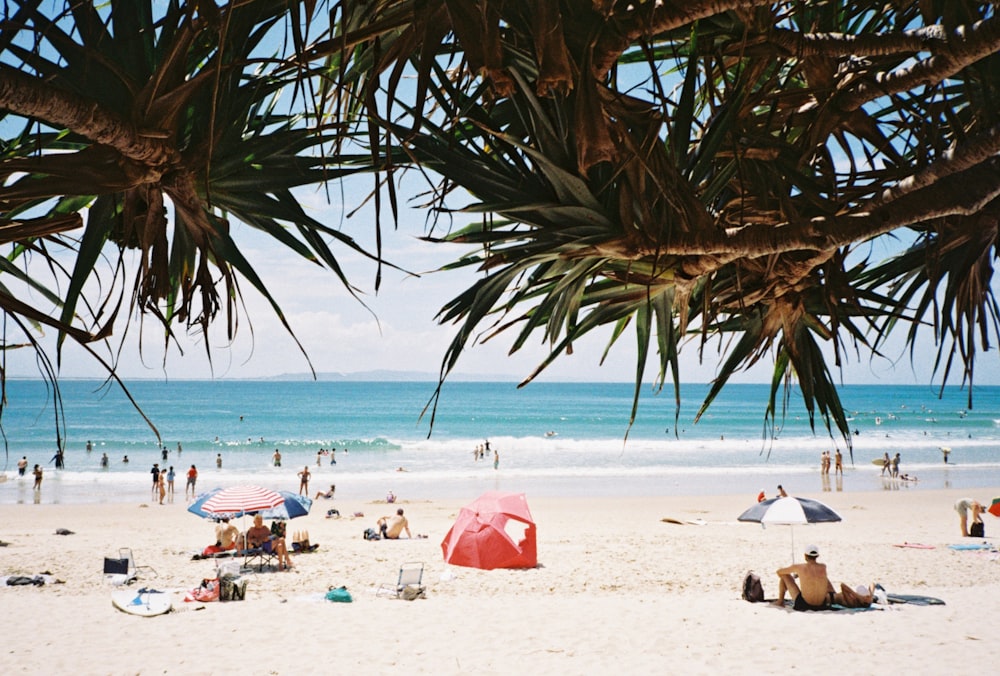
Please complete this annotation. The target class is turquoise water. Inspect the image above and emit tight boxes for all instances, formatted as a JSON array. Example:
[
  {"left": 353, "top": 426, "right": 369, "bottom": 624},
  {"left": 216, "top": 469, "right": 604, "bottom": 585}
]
[{"left": 2, "top": 379, "right": 998, "bottom": 504}]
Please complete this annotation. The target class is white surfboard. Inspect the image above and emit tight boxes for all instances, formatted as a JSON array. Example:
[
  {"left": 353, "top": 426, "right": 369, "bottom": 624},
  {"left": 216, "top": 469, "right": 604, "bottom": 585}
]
[{"left": 112, "top": 589, "right": 172, "bottom": 616}]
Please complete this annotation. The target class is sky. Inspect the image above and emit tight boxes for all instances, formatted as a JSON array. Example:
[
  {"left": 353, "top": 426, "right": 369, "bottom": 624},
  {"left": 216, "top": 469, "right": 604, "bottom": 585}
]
[{"left": 8, "top": 171, "right": 998, "bottom": 390}]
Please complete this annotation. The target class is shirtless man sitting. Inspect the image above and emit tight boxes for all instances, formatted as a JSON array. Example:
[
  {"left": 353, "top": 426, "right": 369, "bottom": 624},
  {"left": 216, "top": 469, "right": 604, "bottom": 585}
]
[
  {"left": 772, "top": 544, "right": 836, "bottom": 611},
  {"left": 202, "top": 517, "right": 240, "bottom": 557},
  {"left": 377, "top": 508, "right": 412, "bottom": 540}
]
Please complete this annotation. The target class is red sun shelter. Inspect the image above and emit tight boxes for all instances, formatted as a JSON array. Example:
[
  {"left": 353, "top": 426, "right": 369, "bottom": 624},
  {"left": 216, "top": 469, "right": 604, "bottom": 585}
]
[{"left": 441, "top": 491, "right": 537, "bottom": 570}]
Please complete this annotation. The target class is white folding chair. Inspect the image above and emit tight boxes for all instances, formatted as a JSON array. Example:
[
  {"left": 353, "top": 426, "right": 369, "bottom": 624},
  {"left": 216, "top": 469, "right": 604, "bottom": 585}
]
[{"left": 376, "top": 561, "right": 424, "bottom": 598}]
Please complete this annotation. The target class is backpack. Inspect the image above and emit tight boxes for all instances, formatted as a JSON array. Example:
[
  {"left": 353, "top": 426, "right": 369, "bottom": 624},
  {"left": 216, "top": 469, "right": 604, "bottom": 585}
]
[
  {"left": 363, "top": 527, "right": 380, "bottom": 541},
  {"left": 742, "top": 571, "right": 765, "bottom": 603}
]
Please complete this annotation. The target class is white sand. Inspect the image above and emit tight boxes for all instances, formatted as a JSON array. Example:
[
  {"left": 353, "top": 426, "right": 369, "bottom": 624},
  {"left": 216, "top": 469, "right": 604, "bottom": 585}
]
[{"left": 1, "top": 487, "right": 998, "bottom": 674}]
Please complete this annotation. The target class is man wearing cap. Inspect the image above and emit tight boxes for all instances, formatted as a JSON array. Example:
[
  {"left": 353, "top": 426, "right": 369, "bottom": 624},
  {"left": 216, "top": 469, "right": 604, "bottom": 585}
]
[{"left": 772, "top": 544, "right": 835, "bottom": 611}]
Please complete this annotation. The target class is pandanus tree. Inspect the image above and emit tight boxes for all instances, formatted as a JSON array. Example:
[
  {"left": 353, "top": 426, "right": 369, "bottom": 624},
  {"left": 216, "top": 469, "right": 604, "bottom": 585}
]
[{"left": 2, "top": 1, "right": 999, "bottom": 456}]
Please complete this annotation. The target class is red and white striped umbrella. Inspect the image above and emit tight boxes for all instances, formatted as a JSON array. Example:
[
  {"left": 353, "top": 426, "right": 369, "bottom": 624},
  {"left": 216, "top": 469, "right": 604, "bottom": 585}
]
[{"left": 201, "top": 485, "right": 285, "bottom": 516}]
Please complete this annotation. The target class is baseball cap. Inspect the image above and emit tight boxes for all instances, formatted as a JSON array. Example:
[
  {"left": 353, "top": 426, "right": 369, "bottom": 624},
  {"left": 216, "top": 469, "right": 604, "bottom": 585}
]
[{"left": 804, "top": 544, "right": 820, "bottom": 557}]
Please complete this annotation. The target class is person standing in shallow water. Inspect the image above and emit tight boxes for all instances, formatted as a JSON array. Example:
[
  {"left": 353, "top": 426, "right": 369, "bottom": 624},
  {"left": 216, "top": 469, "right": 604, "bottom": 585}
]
[
  {"left": 157, "top": 470, "right": 166, "bottom": 505},
  {"left": 186, "top": 465, "right": 198, "bottom": 498},
  {"left": 298, "top": 466, "right": 311, "bottom": 495},
  {"left": 493, "top": 450, "right": 499, "bottom": 470}
]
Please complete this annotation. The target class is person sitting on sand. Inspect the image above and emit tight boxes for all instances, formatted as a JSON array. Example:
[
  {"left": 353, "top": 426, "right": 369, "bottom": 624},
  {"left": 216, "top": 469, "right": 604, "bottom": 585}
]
[
  {"left": 315, "top": 484, "right": 335, "bottom": 500},
  {"left": 202, "top": 517, "right": 239, "bottom": 557},
  {"left": 377, "top": 508, "right": 412, "bottom": 540},
  {"left": 777, "top": 485, "right": 788, "bottom": 498},
  {"left": 772, "top": 544, "right": 836, "bottom": 611},
  {"left": 246, "top": 514, "right": 293, "bottom": 570}
]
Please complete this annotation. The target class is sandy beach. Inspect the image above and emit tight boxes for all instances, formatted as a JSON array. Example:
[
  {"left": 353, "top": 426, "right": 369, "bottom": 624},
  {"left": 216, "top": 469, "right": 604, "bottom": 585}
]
[{"left": 2, "top": 486, "right": 998, "bottom": 675}]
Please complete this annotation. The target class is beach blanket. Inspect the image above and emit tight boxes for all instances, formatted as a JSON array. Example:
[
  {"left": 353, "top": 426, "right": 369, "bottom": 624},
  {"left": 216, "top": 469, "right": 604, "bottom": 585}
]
[{"left": 771, "top": 599, "right": 882, "bottom": 612}]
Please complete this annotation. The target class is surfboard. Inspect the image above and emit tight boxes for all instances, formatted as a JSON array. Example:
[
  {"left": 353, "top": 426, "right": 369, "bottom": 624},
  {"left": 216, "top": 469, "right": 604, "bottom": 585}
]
[
  {"left": 112, "top": 589, "right": 172, "bottom": 616},
  {"left": 893, "top": 542, "right": 935, "bottom": 549},
  {"left": 871, "top": 458, "right": 886, "bottom": 466}
]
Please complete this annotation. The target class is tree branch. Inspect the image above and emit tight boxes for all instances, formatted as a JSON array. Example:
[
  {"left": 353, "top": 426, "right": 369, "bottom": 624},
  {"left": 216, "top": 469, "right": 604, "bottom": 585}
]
[
  {"left": 0, "top": 66, "right": 178, "bottom": 170},
  {"left": 838, "top": 14, "right": 1000, "bottom": 112},
  {"left": 591, "top": 0, "right": 775, "bottom": 78},
  {"left": 767, "top": 24, "right": 950, "bottom": 59}
]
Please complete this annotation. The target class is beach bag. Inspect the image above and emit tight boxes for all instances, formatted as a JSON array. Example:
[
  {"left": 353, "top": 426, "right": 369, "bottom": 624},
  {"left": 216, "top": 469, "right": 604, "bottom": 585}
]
[
  {"left": 742, "top": 571, "right": 765, "bottom": 603},
  {"left": 325, "top": 586, "right": 353, "bottom": 603},
  {"left": 363, "top": 527, "right": 381, "bottom": 541},
  {"left": 401, "top": 584, "right": 426, "bottom": 601},
  {"left": 219, "top": 577, "right": 247, "bottom": 602},
  {"left": 192, "top": 577, "right": 220, "bottom": 602},
  {"left": 970, "top": 522, "right": 985, "bottom": 538}
]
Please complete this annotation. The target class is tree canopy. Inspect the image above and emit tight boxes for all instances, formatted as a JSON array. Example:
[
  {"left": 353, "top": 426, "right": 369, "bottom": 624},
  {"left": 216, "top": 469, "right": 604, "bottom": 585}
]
[{"left": 2, "top": 1, "right": 999, "bottom": 453}]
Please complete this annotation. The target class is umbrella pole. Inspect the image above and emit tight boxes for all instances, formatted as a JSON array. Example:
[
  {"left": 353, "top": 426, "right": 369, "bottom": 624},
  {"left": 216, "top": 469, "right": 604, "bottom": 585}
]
[{"left": 789, "top": 526, "right": 795, "bottom": 564}]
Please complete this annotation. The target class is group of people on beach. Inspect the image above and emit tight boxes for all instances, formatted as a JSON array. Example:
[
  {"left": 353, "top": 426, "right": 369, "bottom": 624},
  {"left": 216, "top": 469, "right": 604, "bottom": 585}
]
[
  {"left": 198, "top": 515, "right": 295, "bottom": 571},
  {"left": 149, "top": 464, "right": 177, "bottom": 504},
  {"left": 880, "top": 452, "right": 902, "bottom": 478},
  {"left": 820, "top": 450, "right": 843, "bottom": 475},
  {"left": 472, "top": 440, "right": 500, "bottom": 469},
  {"left": 771, "top": 544, "right": 875, "bottom": 611}
]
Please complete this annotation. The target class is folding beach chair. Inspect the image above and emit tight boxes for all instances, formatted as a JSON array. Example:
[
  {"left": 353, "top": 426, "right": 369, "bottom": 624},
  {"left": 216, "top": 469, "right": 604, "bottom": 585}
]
[
  {"left": 242, "top": 544, "right": 276, "bottom": 572},
  {"left": 103, "top": 554, "right": 135, "bottom": 586},
  {"left": 119, "top": 547, "right": 158, "bottom": 579},
  {"left": 376, "top": 561, "right": 425, "bottom": 599}
]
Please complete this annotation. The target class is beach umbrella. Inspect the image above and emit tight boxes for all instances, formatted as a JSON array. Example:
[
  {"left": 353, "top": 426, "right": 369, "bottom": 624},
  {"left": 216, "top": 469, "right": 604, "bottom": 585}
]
[
  {"left": 441, "top": 491, "right": 537, "bottom": 570},
  {"left": 738, "top": 496, "right": 842, "bottom": 562},
  {"left": 988, "top": 498, "right": 1000, "bottom": 518},
  {"left": 188, "top": 488, "right": 227, "bottom": 519},
  {"left": 256, "top": 491, "right": 312, "bottom": 520},
  {"left": 188, "top": 485, "right": 285, "bottom": 519}
]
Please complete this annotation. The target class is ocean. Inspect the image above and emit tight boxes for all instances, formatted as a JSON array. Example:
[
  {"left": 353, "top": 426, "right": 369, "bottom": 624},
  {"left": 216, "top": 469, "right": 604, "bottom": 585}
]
[{"left": 1, "top": 379, "right": 998, "bottom": 505}]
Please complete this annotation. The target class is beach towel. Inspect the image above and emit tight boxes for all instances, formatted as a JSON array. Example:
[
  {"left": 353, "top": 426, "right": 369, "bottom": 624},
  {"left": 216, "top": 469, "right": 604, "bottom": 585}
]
[
  {"left": 947, "top": 543, "right": 995, "bottom": 551},
  {"left": 772, "top": 599, "right": 882, "bottom": 612},
  {"left": 886, "top": 594, "right": 946, "bottom": 606}
]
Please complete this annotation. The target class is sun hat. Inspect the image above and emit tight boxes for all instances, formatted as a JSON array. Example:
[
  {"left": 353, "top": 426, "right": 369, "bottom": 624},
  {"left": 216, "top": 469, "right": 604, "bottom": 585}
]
[{"left": 804, "top": 544, "right": 820, "bottom": 557}]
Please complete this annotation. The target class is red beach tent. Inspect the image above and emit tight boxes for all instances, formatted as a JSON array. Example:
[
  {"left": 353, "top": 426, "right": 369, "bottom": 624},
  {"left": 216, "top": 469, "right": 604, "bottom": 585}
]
[{"left": 441, "top": 491, "right": 537, "bottom": 570}]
